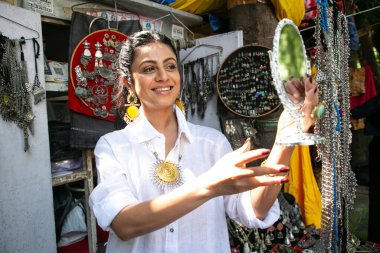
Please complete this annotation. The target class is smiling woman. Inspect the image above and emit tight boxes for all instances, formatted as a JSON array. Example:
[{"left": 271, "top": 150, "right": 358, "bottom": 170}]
[{"left": 88, "top": 30, "right": 319, "bottom": 253}]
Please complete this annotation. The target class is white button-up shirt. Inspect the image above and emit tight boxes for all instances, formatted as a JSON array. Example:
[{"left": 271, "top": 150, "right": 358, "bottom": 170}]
[{"left": 89, "top": 106, "right": 280, "bottom": 253}]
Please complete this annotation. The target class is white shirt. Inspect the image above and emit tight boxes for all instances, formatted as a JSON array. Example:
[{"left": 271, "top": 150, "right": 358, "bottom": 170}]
[{"left": 89, "top": 106, "right": 280, "bottom": 253}]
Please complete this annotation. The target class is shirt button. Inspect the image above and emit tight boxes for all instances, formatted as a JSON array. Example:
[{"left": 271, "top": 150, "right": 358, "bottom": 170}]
[{"left": 170, "top": 228, "right": 174, "bottom": 232}]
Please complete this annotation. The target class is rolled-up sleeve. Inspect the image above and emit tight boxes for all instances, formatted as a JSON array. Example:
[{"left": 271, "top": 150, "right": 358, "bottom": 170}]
[
  {"left": 224, "top": 191, "right": 280, "bottom": 229},
  {"left": 89, "top": 173, "right": 138, "bottom": 231}
]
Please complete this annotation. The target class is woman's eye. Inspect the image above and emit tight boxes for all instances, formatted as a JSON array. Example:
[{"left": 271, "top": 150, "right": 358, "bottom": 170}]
[
  {"left": 143, "top": 66, "right": 155, "bottom": 73},
  {"left": 166, "top": 64, "right": 177, "bottom": 71}
]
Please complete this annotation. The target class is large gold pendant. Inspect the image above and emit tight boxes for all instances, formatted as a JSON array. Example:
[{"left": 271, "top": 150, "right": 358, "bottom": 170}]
[{"left": 152, "top": 160, "right": 183, "bottom": 190}]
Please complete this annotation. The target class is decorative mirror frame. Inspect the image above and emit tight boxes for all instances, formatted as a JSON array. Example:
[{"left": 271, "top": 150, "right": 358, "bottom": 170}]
[
  {"left": 269, "top": 18, "right": 310, "bottom": 121},
  {"left": 269, "top": 18, "right": 324, "bottom": 146}
]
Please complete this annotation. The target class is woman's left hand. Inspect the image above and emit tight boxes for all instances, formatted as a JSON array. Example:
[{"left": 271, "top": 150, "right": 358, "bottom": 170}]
[
  {"left": 277, "top": 75, "right": 319, "bottom": 138},
  {"left": 299, "top": 75, "right": 319, "bottom": 132}
]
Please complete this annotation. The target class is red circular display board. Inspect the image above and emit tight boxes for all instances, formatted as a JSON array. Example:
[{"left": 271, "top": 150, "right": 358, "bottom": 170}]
[{"left": 69, "top": 30, "right": 128, "bottom": 121}]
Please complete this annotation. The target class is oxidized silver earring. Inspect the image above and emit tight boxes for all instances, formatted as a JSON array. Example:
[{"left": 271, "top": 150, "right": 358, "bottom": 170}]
[
  {"left": 81, "top": 40, "right": 91, "bottom": 68},
  {"left": 94, "top": 41, "right": 103, "bottom": 69},
  {"left": 103, "top": 33, "right": 111, "bottom": 47}
]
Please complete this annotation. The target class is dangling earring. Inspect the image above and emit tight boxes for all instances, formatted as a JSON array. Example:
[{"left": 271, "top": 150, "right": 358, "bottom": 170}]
[
  {"left": 94, "top": 41, "right": 103, "bottom": 69},
  {"left": 123, "top": 89, "right": 140, "bottom": 124},
  {"left": 175, "top": 96, "right": 185, "bottom": 115}
]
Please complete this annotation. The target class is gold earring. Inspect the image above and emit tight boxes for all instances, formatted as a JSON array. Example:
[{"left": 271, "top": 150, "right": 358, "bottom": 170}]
[
  {"left": 123, "top": 89, "right": 140, "bottom": 124},
  {"left": 175, "top": 97, "right": 185, "bottom": 115}
]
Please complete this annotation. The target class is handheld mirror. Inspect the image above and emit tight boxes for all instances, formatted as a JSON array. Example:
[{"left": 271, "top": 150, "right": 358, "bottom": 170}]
[{"left": 269, "top": 19, "right": 324, "bottom": 146}]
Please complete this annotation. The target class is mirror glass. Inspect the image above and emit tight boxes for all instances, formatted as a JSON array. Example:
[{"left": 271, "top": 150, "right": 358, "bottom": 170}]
[
  {"left": 269, "top": 19, "right": 324, "bottom": 146},
  {"left": 278, "top": 24, "right": 306, "bottom": 82}
]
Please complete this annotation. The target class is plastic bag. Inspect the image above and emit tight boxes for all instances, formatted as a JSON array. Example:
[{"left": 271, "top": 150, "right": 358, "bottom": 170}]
[{"left": 57, "top": 200, "right": 87, "bottom": 247}]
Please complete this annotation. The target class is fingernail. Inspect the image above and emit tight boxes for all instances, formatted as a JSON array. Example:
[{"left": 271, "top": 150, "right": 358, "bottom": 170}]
[
  {"left": 279, "top": 167, "right": 290, "bottom": 172},
  {"left": 281, "top": 178, "right": 289, "bottom": 184},
  {"left": 261, "top": 150, "right": 270, "bottom": 156},
  {"left": 314, "top": 87, "right": 318, "bottom": 93},
  {"left": 244, "top": 137, "right": 251, "bottom": 144},
  {"left": 309, "top": 75, "right": 313, "bottom": 82}
]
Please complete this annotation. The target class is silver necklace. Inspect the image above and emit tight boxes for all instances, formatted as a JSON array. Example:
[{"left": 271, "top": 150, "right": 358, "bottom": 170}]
[
  {"left": 315, "top": 4, "right": 357, "bottom": 252},
  {"left": 0, "top": 36, "right": 34, "bottom": 151}
]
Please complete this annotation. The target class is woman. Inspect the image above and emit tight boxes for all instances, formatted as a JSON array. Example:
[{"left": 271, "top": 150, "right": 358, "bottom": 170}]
[{"left": 89, "top": 31, "right": 318, "bottom": 252}]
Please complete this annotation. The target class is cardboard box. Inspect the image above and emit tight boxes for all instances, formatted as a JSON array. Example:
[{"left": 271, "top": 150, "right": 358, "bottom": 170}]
[{"left": 45, "top": 60, "right": 68, "bottom": 83}]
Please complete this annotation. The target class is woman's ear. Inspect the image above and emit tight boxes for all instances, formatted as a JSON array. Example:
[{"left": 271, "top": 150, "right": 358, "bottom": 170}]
[{"left": 121, "top": 76, "right": 132, "bottom": 90}]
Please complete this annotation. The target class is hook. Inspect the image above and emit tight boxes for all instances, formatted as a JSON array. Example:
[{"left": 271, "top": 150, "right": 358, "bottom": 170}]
[
  {"left": 180, "top": 44, "right": 223, "bottom": 64},
  {"left": 0, "top": 15, "right": 40, "bottom": 39},
  {"left": 89, "top": 17, "right": 111, "bottom": 34},
  {"left": 152, "top": 11, "right": 194, "bottom": 40}
]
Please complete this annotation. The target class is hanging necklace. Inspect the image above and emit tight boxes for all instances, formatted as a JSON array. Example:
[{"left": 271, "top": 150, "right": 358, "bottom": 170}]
[{"left": 146, "top": 136, "right": 185, "bottom": 191}]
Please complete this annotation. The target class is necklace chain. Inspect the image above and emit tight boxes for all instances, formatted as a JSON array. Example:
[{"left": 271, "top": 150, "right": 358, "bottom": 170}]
[{"left": 315, "top": 4, "right": 357, "bottom": 251}]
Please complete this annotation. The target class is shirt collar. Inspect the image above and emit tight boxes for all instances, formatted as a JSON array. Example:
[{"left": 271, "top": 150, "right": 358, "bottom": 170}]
[{"left": 126, "top": 105, "right": 193, "bottom": 144}]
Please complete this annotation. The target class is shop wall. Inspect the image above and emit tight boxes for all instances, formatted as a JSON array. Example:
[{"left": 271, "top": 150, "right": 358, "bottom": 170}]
[{"left": 0, "top": 3, "right": 56, "bottom": 253}]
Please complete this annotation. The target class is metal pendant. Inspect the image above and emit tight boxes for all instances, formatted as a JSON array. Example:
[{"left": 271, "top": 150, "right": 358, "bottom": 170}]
[
  {"left": 151, "top": 160, "right": 184, "bottom": 191},
  {"left": 32, "top": 76, "right": 45, "bottom": 104}
]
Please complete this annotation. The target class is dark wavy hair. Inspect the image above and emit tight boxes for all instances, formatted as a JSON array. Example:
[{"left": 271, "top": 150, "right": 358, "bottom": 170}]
[{"left": 113, "top": 31, "right": 177, "bottom": 114}]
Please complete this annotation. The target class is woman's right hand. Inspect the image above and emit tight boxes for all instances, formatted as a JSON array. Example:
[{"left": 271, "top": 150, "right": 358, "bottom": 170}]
[{"left": 197, "top": 139, "right": 289, "bottom": 197}]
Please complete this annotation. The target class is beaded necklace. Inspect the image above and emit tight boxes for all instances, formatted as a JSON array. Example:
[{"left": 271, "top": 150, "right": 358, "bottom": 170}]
[{"left": 315, "top": 3, "right": 357, "bottom": 252}]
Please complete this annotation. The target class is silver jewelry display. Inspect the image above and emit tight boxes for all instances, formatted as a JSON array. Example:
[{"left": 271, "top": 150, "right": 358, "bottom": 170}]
[
  {"left": 217, "top": 45, "right": 281, "bottom": 119},
  {"left": 0, "top": 35, "right": 35, "bottom": 151},
  {"left": 71, "top": 30, "right": 127, "bottom": 120},
  {"left": 314, "top": 4, "right": 357, "bottom": 252},
  {"left": 182, "top": 52, "right": 219, "bottom": 118}
]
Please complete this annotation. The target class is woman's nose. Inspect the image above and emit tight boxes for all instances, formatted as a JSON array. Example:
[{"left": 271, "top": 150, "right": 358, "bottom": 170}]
[{"left": 155, "top": 67, "right": 169, "bottom": 81}]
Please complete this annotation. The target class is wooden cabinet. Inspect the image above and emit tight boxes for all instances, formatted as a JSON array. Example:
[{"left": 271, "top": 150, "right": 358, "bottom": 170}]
[
  {"left": 43, "top": 18, "right": 98, "bottom": 253},
  {"left": 51, "top": 149, "right": 97, "bottom": 253}
]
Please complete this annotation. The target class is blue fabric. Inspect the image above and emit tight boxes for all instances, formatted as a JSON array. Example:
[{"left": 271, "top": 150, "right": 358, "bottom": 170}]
[
  {"left": 153, "top": 0, "right": 175, "bottom": 5},
  {"left": 347, "top": 16, "right": 361, "bottom": 51},
  {"left": 207, "top": 13, "right": 225, "bottom": 33},
  {"left": 317, "top": 0, "right": 329, "bottom": 33}
]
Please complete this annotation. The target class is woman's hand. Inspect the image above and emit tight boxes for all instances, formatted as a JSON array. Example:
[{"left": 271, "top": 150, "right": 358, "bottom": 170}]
[
  {"left": 278, "top": 75, "right": 319, "bottom": 137},
  {"left": 197, "top": 139, "right": 289, "bottom": 197}
]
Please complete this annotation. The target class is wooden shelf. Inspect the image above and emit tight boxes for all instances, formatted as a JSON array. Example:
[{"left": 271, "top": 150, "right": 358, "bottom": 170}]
[
  {"left": 45, "top": 82, "right": 68, "bottom": 92},
  {"left": 52, "top": 169, "right": 88, "bottom": 187}
]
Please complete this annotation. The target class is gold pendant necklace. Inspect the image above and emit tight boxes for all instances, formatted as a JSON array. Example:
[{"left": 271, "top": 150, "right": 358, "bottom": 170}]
[{"left": 146, "top": 137, "right": 185, "bottom": 191}]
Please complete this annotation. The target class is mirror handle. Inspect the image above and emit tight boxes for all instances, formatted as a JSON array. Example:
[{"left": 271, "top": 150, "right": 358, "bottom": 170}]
[{"left": 268, "top": 50, "right": 273, "bottom": 63}]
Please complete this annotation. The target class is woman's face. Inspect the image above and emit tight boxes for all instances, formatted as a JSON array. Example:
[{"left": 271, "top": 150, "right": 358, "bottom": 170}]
[{"left": 130, "top": 41, "right": 180, "bottom": 112}]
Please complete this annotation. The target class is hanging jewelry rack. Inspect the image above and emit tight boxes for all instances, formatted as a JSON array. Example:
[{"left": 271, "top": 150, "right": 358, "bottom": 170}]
[
  {"left": 300, "top": 5, "right": 380, "bottom": 33},
  {"left": 180, "top": 43, "right": 223, "bottom": 64},
  {"left": 0, "top": 15, "right": 40, "bottom": 39},
  {"left": 153, "top": 11, "right": 195, "bottom": 41},
  {"left": 180, "top": 49, "right": 221, "bottom": 118}
]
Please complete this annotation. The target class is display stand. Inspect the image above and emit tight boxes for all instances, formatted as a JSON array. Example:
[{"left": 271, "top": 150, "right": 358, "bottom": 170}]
[{"left": 52, "top": 149, "right": 97, "bottom": 253}]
